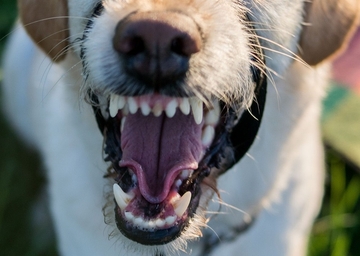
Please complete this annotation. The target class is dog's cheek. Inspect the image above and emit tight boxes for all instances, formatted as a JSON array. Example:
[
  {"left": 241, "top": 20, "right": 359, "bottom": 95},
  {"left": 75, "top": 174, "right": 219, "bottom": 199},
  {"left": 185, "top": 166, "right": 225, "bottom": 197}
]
[
  {"left": 67, "top": 0, "right": 103, "bottom": 44},
  {"left": 82, "top": 13, "right": 123, "bottom": 93}
]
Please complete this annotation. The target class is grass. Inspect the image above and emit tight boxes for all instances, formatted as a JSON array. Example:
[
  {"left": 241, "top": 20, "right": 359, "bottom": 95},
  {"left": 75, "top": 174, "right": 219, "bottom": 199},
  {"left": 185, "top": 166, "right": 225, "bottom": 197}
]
[
  {"left": 308, "top": 151, "right": 360, "bottom": 256},
  {"left": 0, "top": 1, "right": 359, "bottom": 255}
]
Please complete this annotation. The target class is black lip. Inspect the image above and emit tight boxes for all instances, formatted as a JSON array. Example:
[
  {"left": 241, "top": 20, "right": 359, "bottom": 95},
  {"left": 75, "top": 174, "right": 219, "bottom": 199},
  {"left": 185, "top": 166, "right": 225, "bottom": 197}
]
[{"left": 114, "top": 185, "right": 201, "bottom": 245}]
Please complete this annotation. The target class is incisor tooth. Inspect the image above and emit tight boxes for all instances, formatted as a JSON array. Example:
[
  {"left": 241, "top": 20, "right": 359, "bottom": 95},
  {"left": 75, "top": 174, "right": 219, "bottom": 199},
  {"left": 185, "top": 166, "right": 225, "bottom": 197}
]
[
  {"left": 148, "top": 220, "right": 156, "bottom": 229},
  {"left": 134, "top": 217, "right": 144, "bottom": 226},
  {"left": 165, "top": 99, "right": 177, "bottom": 118},
  {"left": 140, "top": 102, "right": 151, "bottom": 116},
  {"left": 153, "top": 102, "right": 163, "bottom": 117},
  {"left": 128, "top": 97, "right": 138, "bottom": 114},
  {"left": 165, "top": 216, "right": 176, "bottom": 225},
  {"left": 179, "top": 98, "right": 190, "bottom": 115},
  {"left": 190, "top": 98, "right": 203, "bottom": 125},
  {"left": 109, "top": 95, "right": 119, "bottom": 117},
  {"left": 113, "top": 184, "right": 133, "bottom": 210},
  {"left": 173, "top": 191, "right": 192, "bottom": 217},
  {"left": 155, "top": 218, "right": 166, "bottom": 228},
  {"left": 117, "top": 96, "right": 126, "bottom": 109},
  {"left": 124, "top": 211, "right": 134, "bottom": 221}
]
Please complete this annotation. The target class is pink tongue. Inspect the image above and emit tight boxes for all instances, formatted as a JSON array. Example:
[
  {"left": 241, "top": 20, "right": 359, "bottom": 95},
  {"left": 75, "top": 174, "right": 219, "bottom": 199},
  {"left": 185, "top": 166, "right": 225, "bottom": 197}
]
[{"left": 120, "top": 110, "right": 203, "bottom": 203}]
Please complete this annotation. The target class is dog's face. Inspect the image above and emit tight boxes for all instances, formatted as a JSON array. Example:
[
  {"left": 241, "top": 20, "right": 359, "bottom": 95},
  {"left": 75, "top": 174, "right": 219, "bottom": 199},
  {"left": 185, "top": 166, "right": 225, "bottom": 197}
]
[
  {"left": 77, "top": 1, "right": 261, "bottom": 248},
  {"left": 19, "top": 0, "right": 359, "bottom": 253}
]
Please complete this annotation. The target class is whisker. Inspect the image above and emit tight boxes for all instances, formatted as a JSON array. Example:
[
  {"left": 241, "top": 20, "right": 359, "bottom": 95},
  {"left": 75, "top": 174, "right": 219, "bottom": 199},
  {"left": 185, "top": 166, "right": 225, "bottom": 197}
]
[
  {"left": 21, "top": 16, "right": 91, "bottom": 27},
  {"left": 249, "top": 36, "right": 310, "bottom": 68},
  {"left": 211, "top": 198, "right": 251, "bottom": 218}
]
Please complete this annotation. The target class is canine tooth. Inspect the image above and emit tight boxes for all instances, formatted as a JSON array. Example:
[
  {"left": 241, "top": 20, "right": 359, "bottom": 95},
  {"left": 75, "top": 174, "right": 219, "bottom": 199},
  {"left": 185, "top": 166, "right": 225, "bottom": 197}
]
[
  {"left": 173, "top": 191, "right": 191, "bottom": 217},
  {"left": 117, "top": 96, "right": 126, "bottom": 109},
  {"left": 113, "top": 184, "right": 133, "bottom": 210},
  {"left": 179, "top": 98, "right": 190, "bottom": 115},
  {"left": 155, "top": 218, "right": 166, "bottom": 228},
  {"left": 190, "top": 98, "right": 203, "bottom": 125},
  {"left": 201, "top": 126, "right": 215, "bottom": 146},
  {"left": 121, "top": 117, "right": 126, "bottom": 132},
  {"left": 165, "top": 99, "right": 177, "bottom": 118},
  {"left": 205, "top": 104, "right": 220, "bottom": 125},
  {"left": 109, "top": 95, "right": 119, "bottom": 117},
  {"left": 153, "top": 102, "right": 163, "bottom": 117},
  {"left": 128, "top": 97, "right": 138, "bottom": 114},
  {"left": 165, "top": 216, "right": 176, "bottom": 225},
  {"left": 124, "top": 211, "right": 134, "bottom": 221},
  {"left": 140, "top": 102, "right": 151, "bottom": 116}
]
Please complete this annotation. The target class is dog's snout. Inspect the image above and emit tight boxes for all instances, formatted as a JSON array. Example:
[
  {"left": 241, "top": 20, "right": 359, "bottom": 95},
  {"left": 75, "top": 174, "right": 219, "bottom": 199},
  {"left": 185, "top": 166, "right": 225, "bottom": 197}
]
[{"left": 113, "top": 12, "right": 202, "bottom": 87}]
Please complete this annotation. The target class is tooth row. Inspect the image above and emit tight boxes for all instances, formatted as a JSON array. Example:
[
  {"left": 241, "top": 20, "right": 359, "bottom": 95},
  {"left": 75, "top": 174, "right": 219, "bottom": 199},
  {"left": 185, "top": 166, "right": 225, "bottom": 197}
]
[
  {"left": 124, "top": 212, "right": 177, "bottom": 231},
  {"left": 113, "top": 184, "right": 192, "bottom": 228},
  {"left": 109, "top": 95, "right": 205, "bottom": 125}
]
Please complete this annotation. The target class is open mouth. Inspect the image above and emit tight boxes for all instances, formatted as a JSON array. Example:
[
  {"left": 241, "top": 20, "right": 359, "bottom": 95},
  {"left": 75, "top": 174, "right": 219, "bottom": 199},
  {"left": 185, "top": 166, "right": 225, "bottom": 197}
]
[
  {"left": 93, "top": 93, "right": 231, "bottom": 245},
  {"left": 87, "top": 9, "right": 266, "bottom": 246},
  {"left": 89, "top": 36, "right": 267, "bottom": 246}
]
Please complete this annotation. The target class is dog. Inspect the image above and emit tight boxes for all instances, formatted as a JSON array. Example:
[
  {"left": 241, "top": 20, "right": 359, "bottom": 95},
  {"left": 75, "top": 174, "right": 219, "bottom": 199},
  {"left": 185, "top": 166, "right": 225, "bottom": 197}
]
[{"left": 2, "top": 0, "right": 359, "bottom": 255}]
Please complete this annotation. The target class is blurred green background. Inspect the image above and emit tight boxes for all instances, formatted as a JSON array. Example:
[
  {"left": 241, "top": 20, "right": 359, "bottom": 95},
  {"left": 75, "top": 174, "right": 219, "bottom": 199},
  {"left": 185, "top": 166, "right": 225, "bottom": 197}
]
[{"left": 0, "top": 1, "right": 359, "bottom": 255}]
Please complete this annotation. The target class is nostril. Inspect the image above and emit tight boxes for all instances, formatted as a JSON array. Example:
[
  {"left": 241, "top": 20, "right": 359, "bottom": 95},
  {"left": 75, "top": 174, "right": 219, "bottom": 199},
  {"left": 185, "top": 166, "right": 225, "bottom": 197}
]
[
  {"left": 127, "top": 36, "right": 145, "bottom": 56},
  {"left": 114, "top": 35, "right": 146, "bottom": 56},
  {"left": 171, "top": 35, "right": 201, "bottom": 57},
  {"left": 171, "top": 37, "right": 186, "bottom": 56}
]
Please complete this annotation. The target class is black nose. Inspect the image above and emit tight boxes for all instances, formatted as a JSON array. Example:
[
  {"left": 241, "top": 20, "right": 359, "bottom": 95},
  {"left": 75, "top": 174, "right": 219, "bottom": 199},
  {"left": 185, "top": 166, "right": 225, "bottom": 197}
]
[{"left": 113, "top": 12, "right": 202, "bottom": 88}]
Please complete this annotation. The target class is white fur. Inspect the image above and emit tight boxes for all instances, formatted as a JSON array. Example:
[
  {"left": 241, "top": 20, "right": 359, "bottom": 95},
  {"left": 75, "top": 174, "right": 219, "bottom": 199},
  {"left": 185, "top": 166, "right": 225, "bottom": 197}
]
[{"left": 2, "top": 0, "right": 332, "bottom": 255}]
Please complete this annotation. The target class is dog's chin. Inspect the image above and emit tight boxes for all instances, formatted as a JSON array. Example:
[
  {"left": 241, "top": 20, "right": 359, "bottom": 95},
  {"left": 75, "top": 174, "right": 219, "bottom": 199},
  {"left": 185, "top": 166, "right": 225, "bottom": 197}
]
[{"left": 91, "top": 92, "right": 237, "bottom": 245}]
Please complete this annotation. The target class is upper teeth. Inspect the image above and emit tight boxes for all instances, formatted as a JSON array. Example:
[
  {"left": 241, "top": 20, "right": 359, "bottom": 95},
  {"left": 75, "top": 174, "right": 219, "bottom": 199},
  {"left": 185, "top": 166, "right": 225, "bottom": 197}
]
[{"left": 109, "top": 95, "right": 204, "bottom": 125}]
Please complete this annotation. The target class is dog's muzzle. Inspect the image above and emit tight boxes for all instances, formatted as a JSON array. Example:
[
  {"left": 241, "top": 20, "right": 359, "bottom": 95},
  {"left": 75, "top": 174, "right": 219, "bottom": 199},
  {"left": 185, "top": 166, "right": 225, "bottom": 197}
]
[{"left": 87, "top": 5, "right": 266, "bottom": 246}]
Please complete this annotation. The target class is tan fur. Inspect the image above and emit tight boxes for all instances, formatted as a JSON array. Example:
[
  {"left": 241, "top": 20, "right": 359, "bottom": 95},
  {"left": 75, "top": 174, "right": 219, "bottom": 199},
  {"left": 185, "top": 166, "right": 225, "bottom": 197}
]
[
  {"left": 18, "top": 0, "right": 69, "bottom": 62},
  {"left": 300, "top": 0, "right": 360, "bottom": 65}
]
